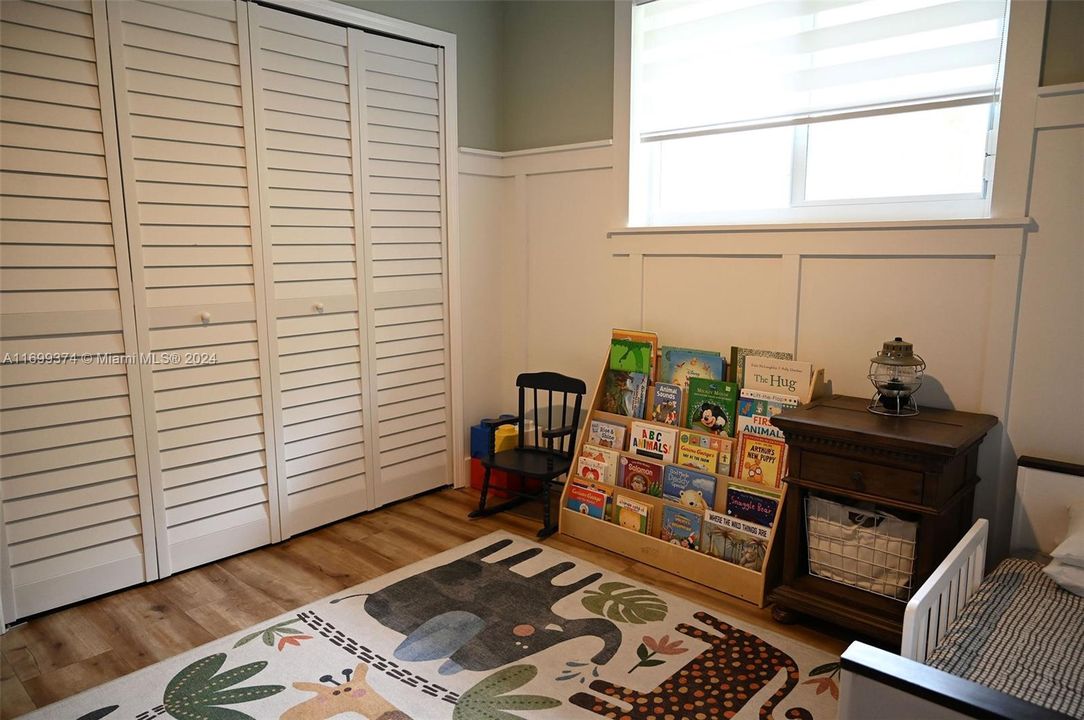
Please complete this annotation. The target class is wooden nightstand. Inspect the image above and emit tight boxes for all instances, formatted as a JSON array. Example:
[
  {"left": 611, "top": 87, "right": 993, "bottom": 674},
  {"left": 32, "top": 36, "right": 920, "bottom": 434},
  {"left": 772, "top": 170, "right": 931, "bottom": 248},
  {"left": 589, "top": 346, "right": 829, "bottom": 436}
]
[{"left": 767, "top": 395, "right": 997, "bottom": 646}]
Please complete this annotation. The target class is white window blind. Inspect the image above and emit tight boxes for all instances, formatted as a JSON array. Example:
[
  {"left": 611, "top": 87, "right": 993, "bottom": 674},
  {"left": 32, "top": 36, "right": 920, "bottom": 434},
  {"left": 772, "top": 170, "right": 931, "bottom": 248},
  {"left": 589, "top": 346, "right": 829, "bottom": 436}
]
[
  {"left": 636, "top": 0, "right": 1008, "bottom": 141},
  {"left": 630, "top": 0, "right": 1011, "bottom": 225}
]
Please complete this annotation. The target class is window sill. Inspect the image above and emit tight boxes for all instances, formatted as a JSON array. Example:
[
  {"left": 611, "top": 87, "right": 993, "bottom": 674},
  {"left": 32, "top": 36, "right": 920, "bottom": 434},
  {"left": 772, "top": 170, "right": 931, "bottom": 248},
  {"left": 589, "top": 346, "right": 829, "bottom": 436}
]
[{"left": 608, "top": 217, "right": 1035, "bottom": 238}]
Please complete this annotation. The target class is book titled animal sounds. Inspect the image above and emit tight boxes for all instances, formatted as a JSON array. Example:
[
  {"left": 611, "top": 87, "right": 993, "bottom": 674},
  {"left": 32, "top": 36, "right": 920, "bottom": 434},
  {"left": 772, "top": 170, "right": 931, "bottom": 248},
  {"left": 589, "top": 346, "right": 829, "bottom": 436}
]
[
  {"left": 613, "top": 492, "right": 651, "bottom": 534},
  {"left": 660, "top": 505, "right": 702, "bottom": 551},
  {"left": 743, "top": 356, "right": 813, "bottom": 401},
  {"left": 685, "top": 378, "right": 739, "bottom": 437},
  {"left": 659, "top": 347, "right": 725, "bottom": 387},
  {"left": 588, "top": 419, "right": 626, "bottom": 450},
  {"left": 629, "top": 421, "right": 677, "bottom": 462},
  {"left": 600, "top": 370, "right": 648, "bottom": 418},
  {"left": 735, "top": 433, "right": 788, "bottom": 488},
  {"left": 619, "top": 456, "right": 664, "bottom": 497},
  {"left": 566, "top": 481, "right": 608, "bottom": 519},
  {"left": 649, "top": 382, "right": 682, "bottom": 426},
  {"left": 661, "top": 465, "right": 716, "bottom": 512},
  {"left": 725, "top": 482, "right": 780, "bottom": 530}
]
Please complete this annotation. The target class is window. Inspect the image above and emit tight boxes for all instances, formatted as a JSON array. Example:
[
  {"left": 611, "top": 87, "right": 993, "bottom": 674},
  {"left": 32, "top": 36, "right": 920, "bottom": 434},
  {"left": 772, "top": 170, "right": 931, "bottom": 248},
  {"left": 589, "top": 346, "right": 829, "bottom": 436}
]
[{"left": 629, "top": 0, "right": 1011, "bottom": 226}]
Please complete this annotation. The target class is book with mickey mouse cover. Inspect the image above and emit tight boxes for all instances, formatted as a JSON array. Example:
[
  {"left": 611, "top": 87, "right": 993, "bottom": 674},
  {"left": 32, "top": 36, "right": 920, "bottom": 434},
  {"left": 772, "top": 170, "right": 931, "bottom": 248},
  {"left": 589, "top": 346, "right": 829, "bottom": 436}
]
[{"left": 685, "top": 378, "right": 738, "bottom": 437}]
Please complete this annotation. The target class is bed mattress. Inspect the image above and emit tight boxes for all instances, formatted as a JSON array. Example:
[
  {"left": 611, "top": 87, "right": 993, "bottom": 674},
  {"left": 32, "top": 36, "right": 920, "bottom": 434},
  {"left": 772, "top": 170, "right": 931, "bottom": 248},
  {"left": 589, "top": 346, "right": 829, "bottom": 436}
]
[{"left": 925, "top": 557, "right": 1084, "bottom": 718}]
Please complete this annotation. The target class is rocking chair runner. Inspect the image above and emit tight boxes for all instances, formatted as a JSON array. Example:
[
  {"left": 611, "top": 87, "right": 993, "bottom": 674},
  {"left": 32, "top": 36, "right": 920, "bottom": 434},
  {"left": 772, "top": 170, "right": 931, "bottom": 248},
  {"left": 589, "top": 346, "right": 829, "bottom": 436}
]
[{"left": 468, "top": 371, "right": 587, "bottom": 538}]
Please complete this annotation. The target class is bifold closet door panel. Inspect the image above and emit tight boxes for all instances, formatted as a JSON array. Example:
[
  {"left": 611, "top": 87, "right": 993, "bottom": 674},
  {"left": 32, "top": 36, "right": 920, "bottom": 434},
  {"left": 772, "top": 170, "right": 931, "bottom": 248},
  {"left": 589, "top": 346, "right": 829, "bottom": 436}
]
[
  {"left": 249, "top": 5, "right": 372, "bottom": 535},
  {"left": 106, "top": 0, "right": 281, "bottom": 574},
  {"left": 359, "top": 33, "right": 453, "bottom": 506},
  {"left": 0, "top": 0, "right": 158, "bottom": 621}
]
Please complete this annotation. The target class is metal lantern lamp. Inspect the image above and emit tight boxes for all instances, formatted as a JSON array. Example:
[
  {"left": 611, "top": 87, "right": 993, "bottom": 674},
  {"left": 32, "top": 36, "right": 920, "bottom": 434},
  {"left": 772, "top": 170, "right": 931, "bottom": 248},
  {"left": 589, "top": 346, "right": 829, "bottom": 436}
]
[{"left": 868, "top": 337, "right": 925, "bottom": 416}]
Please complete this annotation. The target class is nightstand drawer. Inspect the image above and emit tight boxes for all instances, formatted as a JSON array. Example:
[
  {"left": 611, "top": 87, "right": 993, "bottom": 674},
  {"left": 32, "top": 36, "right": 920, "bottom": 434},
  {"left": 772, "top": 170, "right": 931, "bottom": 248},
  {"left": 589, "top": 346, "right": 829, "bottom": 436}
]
[{"left": 799, "top": 452, "right": 923, "bottom": 503}]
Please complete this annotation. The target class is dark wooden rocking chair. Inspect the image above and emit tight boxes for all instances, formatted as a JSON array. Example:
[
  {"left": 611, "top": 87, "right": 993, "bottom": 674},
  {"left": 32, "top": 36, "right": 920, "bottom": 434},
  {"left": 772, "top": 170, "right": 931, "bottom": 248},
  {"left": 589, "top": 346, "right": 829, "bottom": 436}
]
[{"left": 468, "top": 371, "right": 587, "bottom": 538}]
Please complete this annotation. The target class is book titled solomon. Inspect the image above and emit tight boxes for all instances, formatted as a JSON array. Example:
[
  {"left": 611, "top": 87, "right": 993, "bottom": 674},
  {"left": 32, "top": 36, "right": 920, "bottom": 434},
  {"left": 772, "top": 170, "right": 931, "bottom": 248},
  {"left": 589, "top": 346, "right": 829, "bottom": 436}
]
[
  {"left": 629, "top": 421, "right": 677, "bottom": 462},
  {"left": 660, "top": 505, "right": 703, "bottom": 551},
  {"left": 565, "top": 481, "right": 607, "bottom": 519},
  {"left": 619, "top": 456, "right": 664, "bottom": 497},
  {"left": 735, "top": 432, "right": 788, "bottom": 489},
  {"left": 588, "top": 419, "right": 626, "bottom": 450},
  {"left": 685, "top": 378, "right": 739, "bottom": 437},
  {"left": 649, "top": 382, "right": 682, "bottom": 426}
]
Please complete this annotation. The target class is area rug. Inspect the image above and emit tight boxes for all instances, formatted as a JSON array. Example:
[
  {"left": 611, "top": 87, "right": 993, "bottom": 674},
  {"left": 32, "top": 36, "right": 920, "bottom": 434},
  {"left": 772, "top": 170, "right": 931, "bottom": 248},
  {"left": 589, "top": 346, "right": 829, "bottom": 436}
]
[{"left": 28, "top": 531, "right": 840, "bottom": 720}]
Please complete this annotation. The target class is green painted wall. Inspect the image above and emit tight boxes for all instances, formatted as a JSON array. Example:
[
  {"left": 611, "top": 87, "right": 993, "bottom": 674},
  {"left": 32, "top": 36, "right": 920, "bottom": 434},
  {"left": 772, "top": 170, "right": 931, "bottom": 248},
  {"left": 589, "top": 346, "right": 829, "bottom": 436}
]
[
  {"left": 338, "top": 0, "right": 505, "bottom": 150},
  {"left": 500, "top": 1, "right": 614, "bottom": 151},
  {"left": 1042, "top": 0, "right": 1084, "bottom": 85},
  {"left": 337, "top": 1, "right": 1082, "bottom": 150}
]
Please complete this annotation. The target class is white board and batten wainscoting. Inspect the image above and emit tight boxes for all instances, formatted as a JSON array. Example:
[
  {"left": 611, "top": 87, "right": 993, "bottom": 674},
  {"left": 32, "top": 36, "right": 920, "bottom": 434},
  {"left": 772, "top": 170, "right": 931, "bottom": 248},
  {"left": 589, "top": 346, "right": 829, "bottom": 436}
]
[{"left": 0, "top": 0, "right": 463, "bottom": 624}]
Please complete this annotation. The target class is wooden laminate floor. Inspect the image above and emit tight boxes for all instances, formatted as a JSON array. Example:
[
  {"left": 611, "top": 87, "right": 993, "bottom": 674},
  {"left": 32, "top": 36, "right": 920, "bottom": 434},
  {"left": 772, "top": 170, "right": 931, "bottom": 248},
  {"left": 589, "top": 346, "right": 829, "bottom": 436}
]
[{"left": 0, "top": 488, "right": 852, "bottom": 718}]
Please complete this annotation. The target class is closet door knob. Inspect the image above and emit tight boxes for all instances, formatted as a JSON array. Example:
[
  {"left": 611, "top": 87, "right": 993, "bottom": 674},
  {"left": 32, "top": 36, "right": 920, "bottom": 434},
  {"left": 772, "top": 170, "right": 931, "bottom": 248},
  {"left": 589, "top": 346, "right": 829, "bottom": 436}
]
[
  {"left": 314, "top": 302, "right": 325, "bottom": 313},
  {"left": 200, "top": 312, "right": 212, "bottom": 325}
]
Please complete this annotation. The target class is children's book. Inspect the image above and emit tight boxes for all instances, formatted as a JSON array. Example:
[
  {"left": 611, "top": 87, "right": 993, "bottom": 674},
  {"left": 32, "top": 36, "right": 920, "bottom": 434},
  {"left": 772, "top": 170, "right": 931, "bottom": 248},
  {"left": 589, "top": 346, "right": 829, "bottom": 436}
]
[
  {"left": 703, "top": 509, "right": 770, "bottom": 570},
  {"left": 717, "top": 436, "right": 734, "bottom": 477},
  {"left": 599, "top": 370, "right": 648, "bottom": 418},
  {"left": 610, "top": 338, "right": 654, "bottom": 375},
  {"left": 588, "top": 419, "right": 626, "bottom": 450},
  {"left": 729, "top": 346, "right": 795, "bottom": 388},
  {"left": 613, "top": 492, "right": 651, "bottom": 534},
  {"left": 566, "top": 481, "right": 607, "bottom": 519},
  {"left": 676, "top": 430, "right": 719, "bottom": 473},
  {"left": 628, "top": 421, "right": 677, "bottom": 462},
  {"left": 735, "top": 433, "right": 788, "bottom": 488},
  {"left": 659, "top": 347, "right": 725, "bottom": 387},
  {"left": 619, "top": 456, "right": 664, "bottom": 497},
  {"left": 580, "top": 443, "right": 619, "bottom": 484},
  {"left": 735, "top": 413, "right": 786, "bottom": 442},
  {"left": 612, "top": 328, "right": 659, "bottom": 381},
  {"left": 649, "top": 382, "right": 682, "bottom": 426},
  {"left": 685, "top": 378, "right": 739, "bottom": 437},
  {"left": 724, "top": 482, "right": 780, "bottom": 529},
  {"left": 742, "top": 356, "right": 813, "bottom": 400},
  {"left": 661, "top": 465, "right": 717, "bottom": 512},
  {"left": 660, "top": 504, "right": 702, "bottom": 550},
  {"left": 576, "top": 455, "right": 609, "bottom": 485},
  {"left": 738, "top": 388, "right": 801, "bottom": 416}
]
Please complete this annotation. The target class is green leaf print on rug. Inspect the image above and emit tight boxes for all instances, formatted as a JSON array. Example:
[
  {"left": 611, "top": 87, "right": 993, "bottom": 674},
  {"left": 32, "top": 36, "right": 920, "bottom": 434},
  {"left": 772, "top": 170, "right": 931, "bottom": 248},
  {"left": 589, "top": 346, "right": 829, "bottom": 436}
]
[
  {"left": 453, "top": 665, "right": 560, "bottom": 720},
  {"left": 162, "top": 653, "right": 284, "bottom": 720},
  {"left": 581, "top": 582, "right": 667, "bottom": 624}
]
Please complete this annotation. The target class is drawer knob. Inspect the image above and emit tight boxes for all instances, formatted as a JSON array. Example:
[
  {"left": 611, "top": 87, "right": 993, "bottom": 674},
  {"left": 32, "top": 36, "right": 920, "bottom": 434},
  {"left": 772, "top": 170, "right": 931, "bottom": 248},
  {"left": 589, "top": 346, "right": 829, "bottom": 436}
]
[
  {"left": 200, "top": 311, "right": 211, "bottom": 325},
  {"left": 851, "top": 470, "right": 864, "bottom": 485},
  {"left": 314, "top": 302, "right": 325, "bottom": 313}
]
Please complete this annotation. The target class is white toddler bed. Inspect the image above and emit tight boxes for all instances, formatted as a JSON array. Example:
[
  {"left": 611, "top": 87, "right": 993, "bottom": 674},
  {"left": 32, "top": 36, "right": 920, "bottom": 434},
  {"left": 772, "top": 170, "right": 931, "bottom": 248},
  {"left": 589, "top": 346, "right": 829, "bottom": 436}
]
[{"left": 840, "top": 457, "right": 1084, "bottom": 720}]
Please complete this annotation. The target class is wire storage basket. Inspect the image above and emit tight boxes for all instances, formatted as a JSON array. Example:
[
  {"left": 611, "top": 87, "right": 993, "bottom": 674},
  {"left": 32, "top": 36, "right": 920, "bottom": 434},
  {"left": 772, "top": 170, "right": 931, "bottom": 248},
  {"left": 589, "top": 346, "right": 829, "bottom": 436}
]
[{"left": 805, "top": 493, "right": 918, "bottom": 601}]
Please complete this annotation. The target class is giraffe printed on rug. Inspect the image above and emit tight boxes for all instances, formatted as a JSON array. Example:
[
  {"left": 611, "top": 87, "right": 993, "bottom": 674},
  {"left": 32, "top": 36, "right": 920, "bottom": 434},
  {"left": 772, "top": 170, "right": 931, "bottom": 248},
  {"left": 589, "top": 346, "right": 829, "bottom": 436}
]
[
  {"left": 568, "top": 611, "right": 812, "bottom": 720},
  {"left": 281, "top": 663, "right": 411, "bottom": 720}
]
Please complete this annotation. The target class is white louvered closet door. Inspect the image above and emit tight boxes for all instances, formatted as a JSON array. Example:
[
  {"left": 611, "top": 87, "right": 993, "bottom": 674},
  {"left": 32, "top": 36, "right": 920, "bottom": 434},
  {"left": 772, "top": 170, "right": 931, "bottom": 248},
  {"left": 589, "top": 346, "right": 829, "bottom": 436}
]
[
  {"left": 358, "top": 33, "right": 453, "bottom": 507},
  {"left": 248, "top": 6, "right": 373, "bottom": 536},
  {"left": 0, "top": 0, "right": 158, "bottom": 621},
  {"left": 106, "top": 0, "right": 281, "bottom": 574}
]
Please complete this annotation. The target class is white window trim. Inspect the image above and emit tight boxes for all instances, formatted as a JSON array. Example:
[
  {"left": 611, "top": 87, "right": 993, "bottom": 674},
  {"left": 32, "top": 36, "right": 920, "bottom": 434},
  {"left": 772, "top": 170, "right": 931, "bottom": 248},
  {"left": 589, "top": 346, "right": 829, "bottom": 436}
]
[{"left": 611, "top": 0, "right": 1048, "bottom": 231}]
